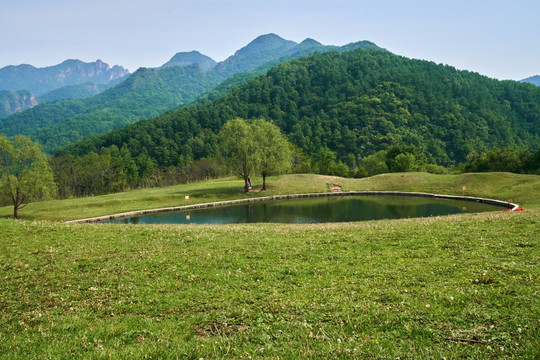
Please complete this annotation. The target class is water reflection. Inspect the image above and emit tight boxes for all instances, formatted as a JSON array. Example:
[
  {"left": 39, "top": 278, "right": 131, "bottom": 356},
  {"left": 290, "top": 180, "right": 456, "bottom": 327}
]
[{"left": 105, "top": 195, "right": 503, "bottom": 225}]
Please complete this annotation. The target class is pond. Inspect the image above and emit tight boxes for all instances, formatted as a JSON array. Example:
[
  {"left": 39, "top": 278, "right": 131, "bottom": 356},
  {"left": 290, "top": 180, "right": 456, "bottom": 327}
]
[{"left": 102, "top": 194, "right": 506, "bottom": 225}]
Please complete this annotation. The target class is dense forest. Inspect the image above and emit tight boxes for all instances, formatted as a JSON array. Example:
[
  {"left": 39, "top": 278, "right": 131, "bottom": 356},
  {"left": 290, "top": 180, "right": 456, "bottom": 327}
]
[{"left": 51, "top": 48, "right": 540, "bottom": 197}]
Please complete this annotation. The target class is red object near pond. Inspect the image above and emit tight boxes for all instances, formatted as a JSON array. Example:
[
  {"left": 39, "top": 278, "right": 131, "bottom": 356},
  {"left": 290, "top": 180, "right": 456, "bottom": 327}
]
[{"left": 502, "top": 207, "right": 524, "bottom": 212}]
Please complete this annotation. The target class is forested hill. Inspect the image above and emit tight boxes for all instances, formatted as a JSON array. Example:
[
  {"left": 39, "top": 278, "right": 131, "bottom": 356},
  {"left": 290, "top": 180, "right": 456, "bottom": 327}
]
[
  {"left": 0, "top": 34, "right": 379, "bottom": 153},
  {"left": 59, "top": 48, "right": 540, "bottom": 167}
]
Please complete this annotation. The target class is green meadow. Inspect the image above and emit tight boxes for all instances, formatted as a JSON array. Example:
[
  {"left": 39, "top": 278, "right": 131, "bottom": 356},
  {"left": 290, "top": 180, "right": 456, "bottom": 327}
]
[{"left": 1, "top": 173, "right": 539, "bottom": 358}]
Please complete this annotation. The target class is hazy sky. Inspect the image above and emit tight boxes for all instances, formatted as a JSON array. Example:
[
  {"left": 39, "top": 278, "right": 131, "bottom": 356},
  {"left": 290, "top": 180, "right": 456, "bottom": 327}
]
[{"left": 1, "top": 0, "right": 538, "bottom": 80}]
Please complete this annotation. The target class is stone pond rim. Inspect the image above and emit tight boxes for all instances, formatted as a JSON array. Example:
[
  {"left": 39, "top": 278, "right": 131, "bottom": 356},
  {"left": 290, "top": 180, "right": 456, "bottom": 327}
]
[{"left": 65, "top": 191, "right": 520, "bottom": 224}]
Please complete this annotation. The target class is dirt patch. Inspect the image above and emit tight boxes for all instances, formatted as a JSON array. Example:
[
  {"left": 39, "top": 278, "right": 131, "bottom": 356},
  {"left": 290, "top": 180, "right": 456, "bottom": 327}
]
[
  {"left": 195, "top": 321, "right": 249, "bottom": 338},
  {"left": 328, "top": 184, "right": 342, "bottom": 193}
]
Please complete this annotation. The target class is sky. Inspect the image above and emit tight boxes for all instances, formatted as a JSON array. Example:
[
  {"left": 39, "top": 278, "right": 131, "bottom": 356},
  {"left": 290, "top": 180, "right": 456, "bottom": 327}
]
[{"left": 1, "top": 0, "right": 539, "bottom": 80}]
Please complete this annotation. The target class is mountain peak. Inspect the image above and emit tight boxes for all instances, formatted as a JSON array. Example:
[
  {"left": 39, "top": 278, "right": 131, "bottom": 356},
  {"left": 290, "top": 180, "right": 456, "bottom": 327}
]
[
  {"left": 161, "top": 51, "right": 217, "bottom": 71},
  {"left": 252, "top": 33, "right": 287, "bottom": 42},
  {"left": 299, "top": 38, "right": 323, "bottom": 47},
  {"left": 211, "top": 34, "right": 300, "bottom": 76},
  {"left": 234, "top": 33, "right": 298, "bottom": 57},
  {"left": 339, "top": 40, "right": 382, "bottom": 53}
]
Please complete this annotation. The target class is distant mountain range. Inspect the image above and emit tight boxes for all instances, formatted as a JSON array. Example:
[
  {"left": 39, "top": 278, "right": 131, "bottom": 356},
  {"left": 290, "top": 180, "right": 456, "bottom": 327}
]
[
  {"left": 520, "top": 75, "right": 540, "bottom": 86},
  {"left": 0, "top": 34, "right": 380, "bottom": 152},
  {"left": 0, "top": 59, "right": 129, "bottom": 95},
  {"left": 0, "top": 59, "right": 129, "bottom": 118}
]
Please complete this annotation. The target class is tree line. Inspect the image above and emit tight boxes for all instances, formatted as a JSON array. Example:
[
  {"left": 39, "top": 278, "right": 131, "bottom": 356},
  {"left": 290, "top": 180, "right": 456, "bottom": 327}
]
[{"left": 1, "top": 131, "right": 539, "bottom": 218}]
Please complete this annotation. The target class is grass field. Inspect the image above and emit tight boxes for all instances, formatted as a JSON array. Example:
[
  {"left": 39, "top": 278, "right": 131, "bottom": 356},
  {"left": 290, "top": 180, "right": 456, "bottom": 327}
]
[{"left": 1, "top": 173, "right": 539, "bottom": 358}]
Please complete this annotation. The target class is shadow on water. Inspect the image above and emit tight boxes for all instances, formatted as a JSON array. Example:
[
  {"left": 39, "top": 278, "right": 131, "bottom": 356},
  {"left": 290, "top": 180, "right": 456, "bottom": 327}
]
[{"left": 104, "top": 195, "right": 503, "bottom": 225}]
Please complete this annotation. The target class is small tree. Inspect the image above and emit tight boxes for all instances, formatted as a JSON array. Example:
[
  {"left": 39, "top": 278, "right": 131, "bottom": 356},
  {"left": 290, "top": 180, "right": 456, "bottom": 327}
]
[
  {"left": 252, "top": 119, "right": 292, "bottom": 190},
  {"left": 0, "top": 135, "right": 57, "bottom": 218},
  {"left": 217, "top": 119, "right": 259, "bottom": 192}
]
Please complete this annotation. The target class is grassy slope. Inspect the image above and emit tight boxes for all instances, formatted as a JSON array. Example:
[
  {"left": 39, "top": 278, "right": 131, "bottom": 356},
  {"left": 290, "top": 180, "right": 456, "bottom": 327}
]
[{"left": 0, "top": 172, "right": 539, "bottom": 358}]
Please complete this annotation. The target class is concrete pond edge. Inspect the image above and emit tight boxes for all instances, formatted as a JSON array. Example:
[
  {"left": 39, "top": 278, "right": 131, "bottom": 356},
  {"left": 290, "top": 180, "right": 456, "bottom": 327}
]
[{"left": 65, "top": 191, "right": 520, "bottom": 224}]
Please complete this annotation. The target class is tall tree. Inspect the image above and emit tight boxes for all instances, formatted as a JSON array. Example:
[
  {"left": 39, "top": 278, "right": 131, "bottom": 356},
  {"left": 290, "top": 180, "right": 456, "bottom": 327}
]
[
  {"left": 252, "top": 119, "right": 292, "bottom": 190},
  {"left": 0, "top": 135, "right": 57, "bottom": 218},
  {"left": 217, "top": 118, "right": 259, "bottom": 192}
]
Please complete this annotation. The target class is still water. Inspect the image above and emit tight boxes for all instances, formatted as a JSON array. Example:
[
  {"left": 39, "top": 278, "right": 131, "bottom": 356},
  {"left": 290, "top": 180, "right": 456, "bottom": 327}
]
[{"left": 103, "top": 195, "right": 504, "bottom": 225}]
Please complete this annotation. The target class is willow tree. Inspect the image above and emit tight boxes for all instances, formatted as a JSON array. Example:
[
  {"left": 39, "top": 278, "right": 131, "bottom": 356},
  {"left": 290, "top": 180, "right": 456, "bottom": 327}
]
[
  {"left": 0, "top": 135, "right": 57, "bottom": 218},
  {"left": 217, "top": 118, "right": 293, "bottom": 192},
  {"left": 217, "top": 118, "right": 259, "bottom": 192},
  {"left": 252, "top": 119, "right": 292, "bottom": 190}
]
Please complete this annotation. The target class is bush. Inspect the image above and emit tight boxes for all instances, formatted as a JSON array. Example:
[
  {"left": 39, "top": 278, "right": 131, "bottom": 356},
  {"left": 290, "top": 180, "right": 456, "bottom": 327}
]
[{"left": 423, "top": 163, "right": 447, "bottom": 174}]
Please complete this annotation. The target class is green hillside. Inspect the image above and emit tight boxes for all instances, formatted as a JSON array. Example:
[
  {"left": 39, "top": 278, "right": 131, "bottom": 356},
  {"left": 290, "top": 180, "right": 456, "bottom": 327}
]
[
  {"left": 0, "top": 81, "right": 123, "bottom": 120},
  {"left": 196, "top": 39, "right": 380, "bottom": 104},
  {"left": 36, "top": 82, "right": 116, "bottom": 103},
  {"left": 59, "top": 48, "right": 540, "bottom": 171},
  {"left": 0, "top": 35, "right": 378, "bottom": 153}
]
